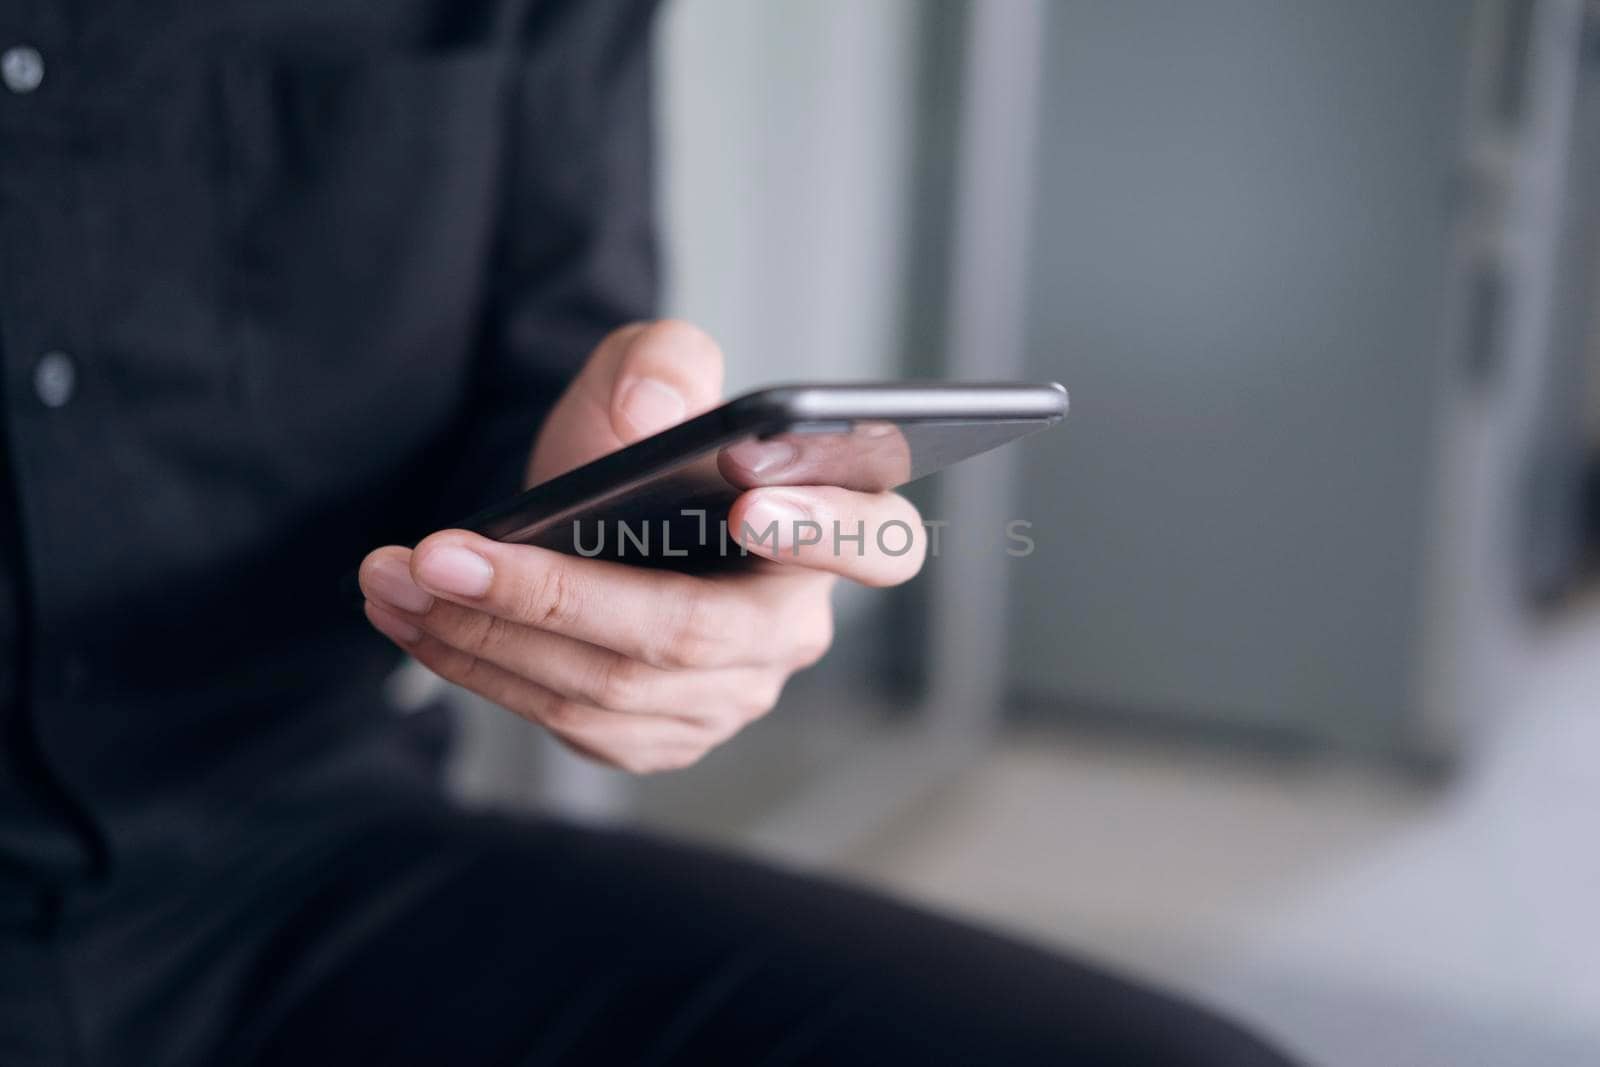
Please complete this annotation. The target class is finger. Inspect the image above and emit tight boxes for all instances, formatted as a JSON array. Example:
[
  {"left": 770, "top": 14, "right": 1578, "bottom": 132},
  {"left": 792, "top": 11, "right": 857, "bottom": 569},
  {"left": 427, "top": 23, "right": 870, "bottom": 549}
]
[
  {"left": 384, "top": 593, "right": 789, "bottom": 718},
  {"left": 366, "top": 602, "right": 701, "bottom": 734},
  {"left": 402, "top": 530, "right": 803, "bottom": 670},
  {"left": 370, "top": 613, "right": 713, "bottom": 774},
  {"left": 719, "top": 421, "right": 913, "bottom": 493},
  {"left": 728, "top": 486, "right": 927, "bottom": 587},
  {"left": 602, "top": 318, "right": 724, "bottom": 443},
  {"left": 359, "top": 545, "right": 435, "bottom": 614},
  {"left": 525, "top": 324, "right": 645, "bottom": 482},
  {"left": 548, "top": 708, "right": 715, "bottom": 775},
  {"left": 530, "top": 320, "right": 725, "bottom": 484}
]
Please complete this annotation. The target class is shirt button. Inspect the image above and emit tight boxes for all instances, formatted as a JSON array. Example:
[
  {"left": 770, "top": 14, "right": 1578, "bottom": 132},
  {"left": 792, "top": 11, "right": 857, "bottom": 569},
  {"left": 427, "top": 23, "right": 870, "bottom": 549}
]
[
  {"left": 1, "top": 45, "right": 44, "bottom": 95},
  {"left": 33, "top": 351, "right": 76, "bottom": 408}
]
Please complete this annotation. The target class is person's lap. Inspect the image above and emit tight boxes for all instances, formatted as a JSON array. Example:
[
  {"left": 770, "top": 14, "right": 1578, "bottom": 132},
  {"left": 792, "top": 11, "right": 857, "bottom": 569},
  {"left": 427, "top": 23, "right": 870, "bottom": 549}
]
[
  {"left": 26, "top": 775, "right": 1290, "bottom": 1066},
  {"left": 187, "top": 798, "right": 1291, "bottom": 1065}
]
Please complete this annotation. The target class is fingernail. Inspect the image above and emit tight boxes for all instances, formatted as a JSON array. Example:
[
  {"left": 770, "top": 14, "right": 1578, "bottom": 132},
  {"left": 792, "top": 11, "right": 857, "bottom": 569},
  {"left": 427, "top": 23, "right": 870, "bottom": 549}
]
[
  {"left": 416, "top": 544, "right": 494, "bottom": 599},
  {"left": 732, "top": 440, "right": 797, "bottom": 477},
  {"left": 366, "top": 601, "right": 423, "bottom": 645},
  {"left": 617, "top": 377, "right": 686, "bottom": 436},
  {"left": 739, "top": 492, "right": 812, "bottom": 553},
  {"left": 365, "top": 555, "right": 435, "bottom": 615}
]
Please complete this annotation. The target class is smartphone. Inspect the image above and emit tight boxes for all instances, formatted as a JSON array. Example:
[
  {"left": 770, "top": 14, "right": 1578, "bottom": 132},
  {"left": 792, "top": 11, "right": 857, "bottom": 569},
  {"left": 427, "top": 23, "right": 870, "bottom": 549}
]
[{"left": 456, "top": 381, "right": 1067, "bottom": 572}]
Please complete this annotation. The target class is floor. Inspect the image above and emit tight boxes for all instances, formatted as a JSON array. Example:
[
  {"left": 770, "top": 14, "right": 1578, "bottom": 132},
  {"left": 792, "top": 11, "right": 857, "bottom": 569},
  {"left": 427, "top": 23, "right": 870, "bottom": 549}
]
[
  {"left": 443, "top": 593, "right": 1600, "bottom": 1065},
  {"left": 833, "top": 603, "right": 1600, "bottom": 1066}
]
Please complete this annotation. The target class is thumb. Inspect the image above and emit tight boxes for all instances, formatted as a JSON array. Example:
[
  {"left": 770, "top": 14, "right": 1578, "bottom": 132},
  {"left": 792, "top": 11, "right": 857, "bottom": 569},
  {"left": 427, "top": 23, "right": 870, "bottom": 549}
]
[
  {"left": 602, "top": 319, "right": 725, "bottom": 443},
  {"left": 529, "top": 320, "right": 725, "bottom": 484}
]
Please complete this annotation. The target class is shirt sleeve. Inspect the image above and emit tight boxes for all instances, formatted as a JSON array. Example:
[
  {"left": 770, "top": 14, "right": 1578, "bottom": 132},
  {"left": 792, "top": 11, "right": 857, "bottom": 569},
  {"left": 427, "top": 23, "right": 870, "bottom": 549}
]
[{"left": 432, "top": 0, "right": 661, "bottom": 526}]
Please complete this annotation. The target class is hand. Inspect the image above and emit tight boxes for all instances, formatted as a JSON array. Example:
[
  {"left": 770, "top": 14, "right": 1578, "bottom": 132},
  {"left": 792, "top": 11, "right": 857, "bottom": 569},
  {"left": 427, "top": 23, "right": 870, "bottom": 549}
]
[{"left": 359, "top": 321, "right": 926, "bottom": 773}]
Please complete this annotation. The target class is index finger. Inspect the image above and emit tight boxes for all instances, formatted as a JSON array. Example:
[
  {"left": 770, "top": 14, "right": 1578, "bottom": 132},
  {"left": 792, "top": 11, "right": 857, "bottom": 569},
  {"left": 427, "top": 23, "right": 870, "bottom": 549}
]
[
  {"left": 728, "top": 486, "right": 927, "bottom": 587},
  {"left": 397, "top": 531, "right": 790, "bottom": 670}
]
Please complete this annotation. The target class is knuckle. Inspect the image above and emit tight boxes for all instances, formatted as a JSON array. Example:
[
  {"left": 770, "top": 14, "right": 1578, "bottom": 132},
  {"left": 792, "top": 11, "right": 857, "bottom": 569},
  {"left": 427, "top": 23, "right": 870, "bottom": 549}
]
[
  {"left": 615, "top": 749, "right": 657, "bottom": 775},
  {"left": 539, "top": 699, "right": 591, "bottom": 733},
  {"left": 656, "top": 630, "right": 708, "bottom": 672},
  {"left": 591, "top": 656, "right": 649, "bottom": 711},
  {"left": 423, "top": 646, "right": 498, "bottom": 705},
  {"left": 411, "top": 642, "right": 460, "bottom": 684},
  {"left": 615, "top": 745, "right": 682, "bottom": 776},
  {"left": 458, "top": 611, "right": 510, "bottom": 658},
  {"left": 651, "top": 583, "right": 720, "bottom": 669},
  {"left": 517, "top": 564, "right": 580, "bottom": 629},
  {"left": 743, "top": 676, "right": 785, "bottom": 720},
  {"left": 597, "top": 729, "right": 711, "bottom": 776},
  {"left": 708, "top": 710, "right": 750, "bottom": 746}
]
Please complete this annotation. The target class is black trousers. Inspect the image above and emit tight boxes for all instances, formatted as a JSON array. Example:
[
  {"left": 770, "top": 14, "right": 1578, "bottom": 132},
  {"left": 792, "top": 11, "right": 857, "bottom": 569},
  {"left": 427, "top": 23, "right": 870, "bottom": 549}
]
[{"left": 1, "top": 773, "right": 1293, "bottom": 1065}]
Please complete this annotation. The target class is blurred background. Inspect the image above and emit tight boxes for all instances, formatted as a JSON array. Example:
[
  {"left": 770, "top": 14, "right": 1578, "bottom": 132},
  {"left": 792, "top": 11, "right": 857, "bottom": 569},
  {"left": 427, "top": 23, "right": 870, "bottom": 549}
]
[{"left": 434, "top": 1, "right": 1600, "bottom": 1063}]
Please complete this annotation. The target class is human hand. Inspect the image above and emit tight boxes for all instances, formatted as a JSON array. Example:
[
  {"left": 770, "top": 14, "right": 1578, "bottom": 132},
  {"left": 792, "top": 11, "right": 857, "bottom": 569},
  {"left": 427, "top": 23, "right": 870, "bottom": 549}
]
[{"left": 359, "top": 321, "right": 925, "bottom": 772}]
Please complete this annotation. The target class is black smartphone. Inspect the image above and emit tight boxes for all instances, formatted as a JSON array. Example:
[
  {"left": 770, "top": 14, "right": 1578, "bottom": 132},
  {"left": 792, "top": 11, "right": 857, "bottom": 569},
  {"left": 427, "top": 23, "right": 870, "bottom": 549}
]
[{"left": 456, "top": 381, "right": 1067, "bottom": 572}]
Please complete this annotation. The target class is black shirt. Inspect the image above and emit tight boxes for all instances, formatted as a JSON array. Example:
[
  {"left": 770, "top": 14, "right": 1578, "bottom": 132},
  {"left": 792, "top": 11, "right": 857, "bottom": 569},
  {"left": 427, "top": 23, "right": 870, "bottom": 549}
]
[{"left": 0, "top": 0, "right": 658, "bottom": 894}]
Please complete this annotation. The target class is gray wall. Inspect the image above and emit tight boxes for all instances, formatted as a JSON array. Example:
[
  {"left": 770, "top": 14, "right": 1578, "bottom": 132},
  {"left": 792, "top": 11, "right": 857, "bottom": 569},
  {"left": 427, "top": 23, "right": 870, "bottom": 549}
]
[
  {"left": 656, "top": 0, "right": 919, "bottom": 390},
  {"left": 1009, "top": 0, "right": 1477, "bottom": 748}
]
